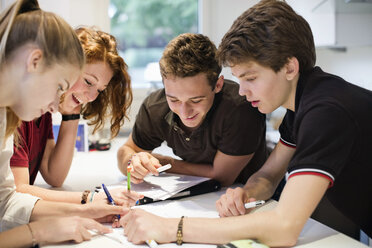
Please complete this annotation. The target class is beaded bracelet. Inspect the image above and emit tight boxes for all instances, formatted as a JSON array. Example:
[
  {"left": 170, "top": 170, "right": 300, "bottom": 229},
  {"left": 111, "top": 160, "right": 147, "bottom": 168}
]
[
  {"left": 81, "top": 190, "right": 90, "bottom": 204},
  {"left": 176, "top": 216, "right": 184, "bottom": 245}
]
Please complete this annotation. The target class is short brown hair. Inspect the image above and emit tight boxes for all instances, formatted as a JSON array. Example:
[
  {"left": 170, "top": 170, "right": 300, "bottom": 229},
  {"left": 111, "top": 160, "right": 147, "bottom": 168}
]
[
  {"left": 217, "top": 0, "right": 315, "bottom": 73},
  {"left": 159, "top": 33, "right": 221, "bottom": 89},
  {"left": 76, "top": 27, "right": 132, "bottom": 138}
]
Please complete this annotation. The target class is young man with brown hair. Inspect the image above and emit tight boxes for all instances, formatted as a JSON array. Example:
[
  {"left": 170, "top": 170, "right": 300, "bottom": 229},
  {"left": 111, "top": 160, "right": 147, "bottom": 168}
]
[
  {"left": 119, "top": 1, "right": 371, "bottom": 246},
  {"left": 117, "top": 33, "right": 268, "bottom": 187}
]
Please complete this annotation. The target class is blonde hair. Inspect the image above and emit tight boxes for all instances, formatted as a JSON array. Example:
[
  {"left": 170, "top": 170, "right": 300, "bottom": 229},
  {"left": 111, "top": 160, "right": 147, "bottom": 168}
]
[{"left": 0, "top": 0, "right": 85, "bottom": 140}]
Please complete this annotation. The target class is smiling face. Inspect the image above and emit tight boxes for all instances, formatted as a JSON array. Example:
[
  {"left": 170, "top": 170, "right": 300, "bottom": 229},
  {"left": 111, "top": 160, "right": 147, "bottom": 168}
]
[
  {"left": 231, "top": 61, "right": 297, "bottom": 114},
  {"left": 59, "top": 61, "right": 113, "bottom": 113},
  {"left": 12, "top": 63, "right": 80, "bottom": 121},
  {"left": 164, "top": 73, "right": 223, "bottom": 130}
]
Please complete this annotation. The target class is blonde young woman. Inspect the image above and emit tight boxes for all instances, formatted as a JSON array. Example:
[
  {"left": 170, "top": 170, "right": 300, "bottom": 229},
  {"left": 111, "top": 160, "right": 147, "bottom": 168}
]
[
  {"left": 0, "top": 1, "right": 128, "bottom": 247},
  {"left": 10, "top": 26, "right": 141, "bottom": 206}
]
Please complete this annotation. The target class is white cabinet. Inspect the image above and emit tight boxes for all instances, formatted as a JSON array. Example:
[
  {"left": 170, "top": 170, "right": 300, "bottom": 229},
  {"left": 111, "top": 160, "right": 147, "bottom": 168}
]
[{"left": 288, "top": 0, "right": 372, "bottom": 47}]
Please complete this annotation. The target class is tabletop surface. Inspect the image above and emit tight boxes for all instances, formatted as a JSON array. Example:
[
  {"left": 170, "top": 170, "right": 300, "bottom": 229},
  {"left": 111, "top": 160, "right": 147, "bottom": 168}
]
[{"left": 35, "top": 137, "right": 368, "bottom": 248}]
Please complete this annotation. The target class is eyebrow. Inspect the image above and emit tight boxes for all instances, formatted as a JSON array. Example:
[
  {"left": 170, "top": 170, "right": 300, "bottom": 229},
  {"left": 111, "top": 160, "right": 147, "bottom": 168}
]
[
  {"left": 166, "top": 94, "right": 206, "bottom": 100},
  {"left": 232, "top": 69, "right": 256, "bottom": 78},
  {"left": 86, "top": 72, "right": 98, "bottom": 82}
]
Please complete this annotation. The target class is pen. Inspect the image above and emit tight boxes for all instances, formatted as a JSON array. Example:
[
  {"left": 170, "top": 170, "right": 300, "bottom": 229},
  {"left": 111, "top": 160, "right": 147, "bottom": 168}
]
[
  {"left": 156, "top": 163, "right": 172, "bottom": 173},
  {"left": 146, "top": 239, "right": 159, "bottom": 248},
  {"left": 244, "top": 200, "right": 265, "bottom": 209},
  {"left": 102, "top": 183, "right": 121, "bottom": 220}
]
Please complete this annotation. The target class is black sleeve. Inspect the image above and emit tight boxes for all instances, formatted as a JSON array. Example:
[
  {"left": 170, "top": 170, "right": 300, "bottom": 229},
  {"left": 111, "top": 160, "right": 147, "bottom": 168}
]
[
  {"left": 218, "top": 103, "right": 266, "bottom": 156},
  {"left": 132, "top": 101, "right": 164, "bottom": 151},
  {"left": 278, "top": 109, "right": 296, "bottom": 147},
  {"left": 288, "top": 103, "right": 356, "bottom": 181}
]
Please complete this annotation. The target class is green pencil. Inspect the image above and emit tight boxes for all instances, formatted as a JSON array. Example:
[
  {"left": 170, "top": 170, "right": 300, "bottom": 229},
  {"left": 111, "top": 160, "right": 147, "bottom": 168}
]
[{"left": 127, "top": 161, "right": 133, "bottom": 191}]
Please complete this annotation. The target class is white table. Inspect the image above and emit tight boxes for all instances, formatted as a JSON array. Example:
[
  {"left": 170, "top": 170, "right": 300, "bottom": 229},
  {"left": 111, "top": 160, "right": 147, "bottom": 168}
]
[{"left": 35, "top": 138, "right": 368, "bottom": 248}]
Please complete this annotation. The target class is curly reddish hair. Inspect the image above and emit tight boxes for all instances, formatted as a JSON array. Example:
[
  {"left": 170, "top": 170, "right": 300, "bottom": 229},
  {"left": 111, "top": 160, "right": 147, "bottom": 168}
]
[{"left": 76, "top": 27, "right": 132, "bottom": 138}]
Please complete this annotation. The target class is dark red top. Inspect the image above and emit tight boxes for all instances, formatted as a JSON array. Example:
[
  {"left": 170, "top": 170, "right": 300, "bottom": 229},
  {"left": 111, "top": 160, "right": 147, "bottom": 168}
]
[{"left": 10, "top": 113, "right": 54, "bottom": 184}]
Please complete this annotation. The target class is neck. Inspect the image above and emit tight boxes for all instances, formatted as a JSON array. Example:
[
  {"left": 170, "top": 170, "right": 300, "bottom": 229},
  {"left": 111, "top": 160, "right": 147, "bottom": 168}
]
[
  {"left": 0, "top": 63, "right": 18, "bottom": 108},
  {"left": 282, "top": 73, "right": 300, "bottom": 112}
]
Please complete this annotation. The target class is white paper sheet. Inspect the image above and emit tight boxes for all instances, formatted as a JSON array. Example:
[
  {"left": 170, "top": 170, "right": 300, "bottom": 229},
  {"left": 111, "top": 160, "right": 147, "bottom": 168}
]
[{"left": 109, "top": 173, "right": 210, "bottom": 201}]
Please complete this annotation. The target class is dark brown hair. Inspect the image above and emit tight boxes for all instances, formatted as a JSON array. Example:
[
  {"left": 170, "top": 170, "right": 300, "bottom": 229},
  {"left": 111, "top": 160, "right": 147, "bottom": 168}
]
[
  {"left": 217, "top": 0, "right": 315, "bottom": 73},
  {"left": 76, "top": 27, "right": 132, "bottom": 138},
  {"left": 159, "top": 33, "right": 221, "bottom": 89}
]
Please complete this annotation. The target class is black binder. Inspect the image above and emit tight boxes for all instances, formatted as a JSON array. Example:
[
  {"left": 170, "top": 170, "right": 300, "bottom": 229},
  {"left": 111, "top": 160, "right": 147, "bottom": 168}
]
[{"left": 138, "top": 179, "right": 221, "bottom": 205}]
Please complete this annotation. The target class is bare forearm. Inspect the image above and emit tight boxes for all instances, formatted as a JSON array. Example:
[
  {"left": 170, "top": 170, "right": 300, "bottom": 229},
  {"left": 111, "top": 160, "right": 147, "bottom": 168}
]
[
  {"left": 16, "top": 184, "right": 82, "bottom": 203},
  {"left": 30, "top": 200, "right": 84, "bottom": 221},
  {"left": 181, "top": 211, "right": 298, "bottom": 247},
  {"left": 153, "top": 155, "right": 214, "bottom": 179},
  {"left": 243, "top": 174, "right": 279, "bottom": 201},
  {"left": 0, "top": 224, "right": 34, "bottom": 248},
  {"left": 45, "top": 120, "right": 79, "bottom": 186}
]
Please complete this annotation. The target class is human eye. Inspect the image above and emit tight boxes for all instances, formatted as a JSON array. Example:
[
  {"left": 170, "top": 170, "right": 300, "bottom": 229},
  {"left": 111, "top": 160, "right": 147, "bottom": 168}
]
[
  {"left": 85, "top": 79, "right": 93, "bottom": 86},
  {"left": 170, "top": 99, "right": 179, "bottom": 103},
  {"left": 191, "top": 99, "right": 202, "bottom": 104},
  {"left": 245, "top": 76, "right": 256, "bottom": 82}
]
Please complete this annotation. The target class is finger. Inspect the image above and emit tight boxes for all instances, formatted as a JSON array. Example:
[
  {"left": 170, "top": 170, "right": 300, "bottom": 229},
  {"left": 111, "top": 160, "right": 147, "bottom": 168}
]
[
  {"left": 137, "top": 152, "right": 158, "bottom": 175},
  {"left": 216, "top": 199, "right": 224, "bottom": 217},
  {"left": 217, "top": 195, "right": 230, "bottom": 217},
  {"left": 131, "top": 154, "right": 149, "bottom": 177},
  {"left": 125, "top": 217, "right": 138, "bottom": 243},
  {"left": 82, "top": 218, "right": 111, "bottom": 234},
  {"left": 112, "top": 218, "right": 121, "bottom": 228},
  {"left": 147, "top": 156, "right": 161, "bottom": 175},
  {"left": 125, "top": 190, "right": 144, "bottom": 200},
  {"left": 232, "top": 190, "right": 246, "bottom": 215},
  {"left": 80, "top": 225, "right": 93, "bottom": 242},
  {"left": 130, "top": 175, "right": 144, "bottom": 184}
]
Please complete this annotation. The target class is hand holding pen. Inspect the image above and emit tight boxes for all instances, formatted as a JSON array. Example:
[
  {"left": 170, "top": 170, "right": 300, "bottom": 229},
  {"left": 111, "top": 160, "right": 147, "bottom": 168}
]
[
  {"left": 127, "top": 153, "right": 164, "bottom": 183},
  {"left": 216, "top": 187, "right": 264, "bottom": 217},
  {"left": 102, "top": 183, "right": 121, "bottom": 221}
]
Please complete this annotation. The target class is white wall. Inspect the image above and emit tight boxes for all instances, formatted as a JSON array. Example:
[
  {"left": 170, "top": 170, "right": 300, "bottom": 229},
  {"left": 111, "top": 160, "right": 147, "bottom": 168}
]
[
  {"left": 316, "top": 46, "right": 372, "bottom": 90},
  {"left": 38, "top": 0, "right": 110, "bottom": 32},
  {"left": 0, "top": 0, "right": 110, "bottom": 32}
]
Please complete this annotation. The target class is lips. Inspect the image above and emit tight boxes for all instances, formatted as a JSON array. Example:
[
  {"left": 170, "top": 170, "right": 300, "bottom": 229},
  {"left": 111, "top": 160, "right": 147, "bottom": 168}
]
[
  {"left": 72, "top": 94, "right": 82, "bottom": 105},
  {"left": 185, "top": 113, "right": 198, "bottom": 120},
  {"left": 251, "top": 100, "right": 259, "bottom": 107}
]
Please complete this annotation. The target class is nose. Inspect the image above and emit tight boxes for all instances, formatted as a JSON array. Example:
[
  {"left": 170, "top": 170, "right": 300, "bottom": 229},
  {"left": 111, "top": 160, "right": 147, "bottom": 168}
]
[
  {"left": 179, "top": 102, "right": 193, "bottom": 118},
  {"left": 239, "top": 83, "right": 252, "bottom": 98}
]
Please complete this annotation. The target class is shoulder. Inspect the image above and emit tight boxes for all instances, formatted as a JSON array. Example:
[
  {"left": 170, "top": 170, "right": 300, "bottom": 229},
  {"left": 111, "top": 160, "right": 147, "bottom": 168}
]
[
  {"left": 217, "top": 79, "right": 263, "bottom": 118},
  {"left": 141, "top": 89, "right": 169, "bottom": 114},
  {"left": 220, "top": 79, "right": 247, "bottom": 106}
]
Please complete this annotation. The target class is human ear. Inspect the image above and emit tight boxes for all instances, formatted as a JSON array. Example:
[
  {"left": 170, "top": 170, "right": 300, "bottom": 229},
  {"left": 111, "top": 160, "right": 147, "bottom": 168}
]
[
  {"left": 214, "top": 75, "right": 224, "bottom": 93},
  {"left": 285, "top": 57, "right": 299, "bottom": 81},
  {"left": 26, "top": 49, "right": 43, "bottom": 73}
]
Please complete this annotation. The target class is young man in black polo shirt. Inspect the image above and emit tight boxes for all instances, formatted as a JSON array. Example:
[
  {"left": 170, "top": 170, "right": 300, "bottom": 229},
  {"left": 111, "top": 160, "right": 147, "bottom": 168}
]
[
  {"left": 117, "top": 33, "right": 268, "bottom": 186},
  {"left": 118, "top": 1, "right": 371, "bottom": 246}
]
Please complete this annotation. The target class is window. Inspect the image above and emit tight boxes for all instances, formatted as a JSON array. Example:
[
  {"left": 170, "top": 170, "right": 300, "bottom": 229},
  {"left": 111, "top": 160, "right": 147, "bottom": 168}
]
[{"left": 110, "top": 0, "right": 198, "bottom": 88}]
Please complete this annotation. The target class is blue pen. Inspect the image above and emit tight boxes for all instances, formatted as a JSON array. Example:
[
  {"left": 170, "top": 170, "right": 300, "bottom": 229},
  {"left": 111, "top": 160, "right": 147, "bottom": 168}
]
[{"left": 102, "top": 183, "right": 121, "bottom": 220}]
